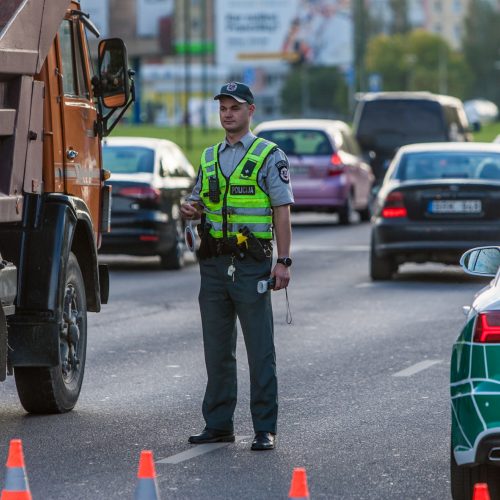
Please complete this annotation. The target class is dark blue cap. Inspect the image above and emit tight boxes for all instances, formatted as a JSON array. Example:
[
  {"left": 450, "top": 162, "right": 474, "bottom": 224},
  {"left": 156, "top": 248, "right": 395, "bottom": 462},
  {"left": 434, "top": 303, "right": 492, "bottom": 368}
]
[{"left": 214, "top": 82, "right": 254, "bottom": 105}]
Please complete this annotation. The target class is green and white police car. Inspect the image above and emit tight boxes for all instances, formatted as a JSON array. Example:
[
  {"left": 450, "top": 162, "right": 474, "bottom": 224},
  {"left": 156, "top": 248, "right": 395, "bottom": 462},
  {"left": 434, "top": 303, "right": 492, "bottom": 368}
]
[{"left": 451, "top": 246, "right": 500, "bottom": 500}]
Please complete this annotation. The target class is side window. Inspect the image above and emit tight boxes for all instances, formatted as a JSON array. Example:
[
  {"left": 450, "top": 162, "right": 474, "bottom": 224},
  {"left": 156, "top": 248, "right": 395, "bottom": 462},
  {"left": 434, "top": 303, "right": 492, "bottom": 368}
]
[
  {"left": 58, "top": 20, "right": 89, "bottom": 98},
  {"left": 168, "top": 144, "right": 195, "bottom": 178},
  {"left": 159, "top": 156, "right": 170, "bottom": 178}
]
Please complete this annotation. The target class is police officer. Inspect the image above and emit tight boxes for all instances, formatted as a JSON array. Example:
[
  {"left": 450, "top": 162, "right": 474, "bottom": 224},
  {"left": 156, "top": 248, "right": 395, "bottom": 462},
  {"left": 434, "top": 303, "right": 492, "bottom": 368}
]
[{"left": 180, "top": 82, "right": 294, "bottom": 451}]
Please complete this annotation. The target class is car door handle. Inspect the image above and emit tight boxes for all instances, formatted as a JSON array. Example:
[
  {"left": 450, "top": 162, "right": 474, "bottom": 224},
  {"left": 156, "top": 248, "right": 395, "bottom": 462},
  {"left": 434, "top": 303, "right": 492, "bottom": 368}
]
[{"left": 66, "top": 148, "right": 78, "bottom": 160}]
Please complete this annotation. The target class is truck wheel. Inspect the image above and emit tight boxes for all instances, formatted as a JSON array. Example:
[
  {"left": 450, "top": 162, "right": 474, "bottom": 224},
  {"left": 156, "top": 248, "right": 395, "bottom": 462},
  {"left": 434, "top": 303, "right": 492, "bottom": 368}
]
[
  {"left": 14, "top": 252, "right": 87, "bottom": 414},
  {"left": 160, "top": 218, "right": 185, "bottom": 270},
  {"left": 370, "top": 242, "right": 396, "bottom": 280}
]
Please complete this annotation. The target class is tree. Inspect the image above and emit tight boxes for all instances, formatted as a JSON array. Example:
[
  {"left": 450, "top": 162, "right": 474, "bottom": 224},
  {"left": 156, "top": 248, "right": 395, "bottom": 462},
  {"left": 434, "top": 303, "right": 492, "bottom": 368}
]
[
  {"left": 281, "top": 65, "right": 349, "bottom": 118},
  {"left": 462, "top": 0, "right": 500, "bottom": 106},
  {"left": 365, "top": 30, "right": 472, "bottom": 98},
  {"left": 388, "top": 0, "right": 410, "bottom": 34}
]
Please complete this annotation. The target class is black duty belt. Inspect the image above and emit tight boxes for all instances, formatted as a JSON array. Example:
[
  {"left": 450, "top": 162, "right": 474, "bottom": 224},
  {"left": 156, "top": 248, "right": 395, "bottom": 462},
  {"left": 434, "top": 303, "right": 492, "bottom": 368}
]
[
  {"left": 197, "top": 223, "right": 273, "bottom": 261},
  {"left": 214, "top": 238, "right": 273, "bottom": 258}
]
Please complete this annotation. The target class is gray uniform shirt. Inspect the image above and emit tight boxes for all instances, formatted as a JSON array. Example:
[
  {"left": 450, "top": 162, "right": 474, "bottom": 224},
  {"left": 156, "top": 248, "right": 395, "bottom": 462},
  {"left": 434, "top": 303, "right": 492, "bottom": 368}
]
[{"left": 187, "top": 131, "right": 294, "bottom": 207}]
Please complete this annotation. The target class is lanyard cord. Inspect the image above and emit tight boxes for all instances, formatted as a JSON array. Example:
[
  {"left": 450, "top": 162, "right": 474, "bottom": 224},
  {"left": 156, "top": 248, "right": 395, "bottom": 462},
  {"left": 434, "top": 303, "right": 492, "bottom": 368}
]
[{"left": 285, "top": 287, "right": 293, "bottom": 325}]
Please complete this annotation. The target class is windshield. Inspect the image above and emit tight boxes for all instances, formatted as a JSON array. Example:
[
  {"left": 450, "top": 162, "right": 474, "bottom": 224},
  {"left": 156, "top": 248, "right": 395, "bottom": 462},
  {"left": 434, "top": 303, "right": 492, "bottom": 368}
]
[
  {"left": 257, "top": 129, "right": 334, "bottom": 156},
  {"left": 394, "top": 152, "right": 500, "bottom": 181},
  {"left": 102, "top": 146, "right": 155, "bottom": 174},
  {"left": 356, "top": 100, "right": 447, "bottom": 151}
]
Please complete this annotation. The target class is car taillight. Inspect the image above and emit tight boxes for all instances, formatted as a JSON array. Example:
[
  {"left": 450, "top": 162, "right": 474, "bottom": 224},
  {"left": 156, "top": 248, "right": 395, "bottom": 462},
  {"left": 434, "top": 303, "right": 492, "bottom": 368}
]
[
  {"left": 381, "top": 191, "right": 407, "bottom": 218},
  {"left": 327, "top": 152, "right": 344, "bottom": 176},
  {"left": 474, "top": 312, "right": 500, "bottom": 343},
  {"left": 117, "top": 186, "right": 160, "bottom": 201}
]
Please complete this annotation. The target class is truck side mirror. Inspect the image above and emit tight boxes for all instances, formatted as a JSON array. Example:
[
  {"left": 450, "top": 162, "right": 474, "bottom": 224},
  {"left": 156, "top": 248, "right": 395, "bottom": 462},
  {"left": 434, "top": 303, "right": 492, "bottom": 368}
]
[
  {"left": 98, "top": 38, "right": 129, "bottom": 109},
  {"left": 460, "top": 246, "right": 500, "bottom": 277}
]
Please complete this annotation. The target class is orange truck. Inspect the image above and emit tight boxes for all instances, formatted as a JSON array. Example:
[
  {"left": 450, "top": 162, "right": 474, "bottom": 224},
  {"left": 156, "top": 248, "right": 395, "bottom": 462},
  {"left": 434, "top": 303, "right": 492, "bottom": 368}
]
[{"left": 0, "top": 1, "right": 133, "bottom": 413}]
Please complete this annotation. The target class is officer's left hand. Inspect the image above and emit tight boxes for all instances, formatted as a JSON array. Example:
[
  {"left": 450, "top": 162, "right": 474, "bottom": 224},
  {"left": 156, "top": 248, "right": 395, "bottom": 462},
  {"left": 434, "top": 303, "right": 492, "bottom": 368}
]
[{"left": 271, "top": 263, "right": 290, "bottom": 291}]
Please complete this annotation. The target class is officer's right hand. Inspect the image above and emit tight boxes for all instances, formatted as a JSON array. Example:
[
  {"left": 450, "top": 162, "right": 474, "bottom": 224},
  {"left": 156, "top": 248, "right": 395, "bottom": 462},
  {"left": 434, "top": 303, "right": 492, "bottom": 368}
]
[{"left": 180, "top": 202, "right": 203, "bottom": 220}]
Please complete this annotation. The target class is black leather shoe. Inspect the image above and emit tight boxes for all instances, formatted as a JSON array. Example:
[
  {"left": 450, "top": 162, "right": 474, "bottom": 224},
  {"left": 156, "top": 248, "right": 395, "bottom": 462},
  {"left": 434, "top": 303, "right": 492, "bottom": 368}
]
[
  {"left": 188, "top": 428, "right": 235, "bottom": 444},
  {"left": 251, "top": 431, "right": 275, "bottom": 450}
]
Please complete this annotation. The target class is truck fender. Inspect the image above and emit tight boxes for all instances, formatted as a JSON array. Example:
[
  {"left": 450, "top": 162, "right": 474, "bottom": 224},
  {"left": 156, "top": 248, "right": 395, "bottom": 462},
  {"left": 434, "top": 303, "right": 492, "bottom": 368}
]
[
  {"left": 8, "top": 194, "right": 103, "bottom": 367},
  {"left": 16, "top": 193, "right": 102, "bottom": 315}
]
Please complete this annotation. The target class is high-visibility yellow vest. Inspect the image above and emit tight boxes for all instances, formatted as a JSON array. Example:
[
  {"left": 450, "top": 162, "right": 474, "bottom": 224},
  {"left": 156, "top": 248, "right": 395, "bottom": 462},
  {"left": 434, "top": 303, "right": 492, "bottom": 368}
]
[{"left": 200, "top": 137, "right": 277, "bottom": 240}]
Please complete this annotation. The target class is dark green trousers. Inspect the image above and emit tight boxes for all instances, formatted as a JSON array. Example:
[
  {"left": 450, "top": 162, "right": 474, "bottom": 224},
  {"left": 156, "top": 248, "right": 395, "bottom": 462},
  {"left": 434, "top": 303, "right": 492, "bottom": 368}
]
[{"left": 198, "top": 254, "right": 277, "bottom": 434}]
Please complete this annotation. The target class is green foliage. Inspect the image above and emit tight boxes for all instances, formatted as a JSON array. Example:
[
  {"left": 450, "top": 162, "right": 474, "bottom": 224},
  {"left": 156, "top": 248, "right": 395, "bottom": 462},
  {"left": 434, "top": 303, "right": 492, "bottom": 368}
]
[
  {"left": 280, "top": 65, "right": 349, "bottom": 118},
  {"left": 112, "top": 125, "right": 223, "bottom": 168},
  {"left": 365, "top": 30, "right": 472, "bottom": 98},
  {"left": 112, "top": 121, "right": 500, "bottom": 171},
  {"left": 473, "top": 121, "right": 500, "bottom": 143},
  {"left": 462, "top": 0, "right": 500, "bottom": 106}
]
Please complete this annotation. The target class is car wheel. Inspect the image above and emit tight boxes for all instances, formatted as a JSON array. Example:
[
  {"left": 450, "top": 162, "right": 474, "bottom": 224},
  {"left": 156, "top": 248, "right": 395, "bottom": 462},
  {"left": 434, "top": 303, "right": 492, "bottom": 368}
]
[
  {"left": 14, "top": 252, "right": 87, "bottom": 413},
  {"left": 450, "top": 443, "right": 500, "bottom": 500},
  {"left": 370, "top": 238, "right": 396, "bottom": 280},
  {"left": 159, "top": 217, "right": 185, "bottom": 270},
  {"left": 338, "top": 191, "right": 354, "bottom": 225}
]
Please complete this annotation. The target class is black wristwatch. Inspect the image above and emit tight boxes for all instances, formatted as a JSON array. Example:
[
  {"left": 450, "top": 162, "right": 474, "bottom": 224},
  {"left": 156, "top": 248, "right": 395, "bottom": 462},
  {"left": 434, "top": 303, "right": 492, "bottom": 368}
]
[{"left": 277, "top": 257, "right": 292, "bottom": 267}]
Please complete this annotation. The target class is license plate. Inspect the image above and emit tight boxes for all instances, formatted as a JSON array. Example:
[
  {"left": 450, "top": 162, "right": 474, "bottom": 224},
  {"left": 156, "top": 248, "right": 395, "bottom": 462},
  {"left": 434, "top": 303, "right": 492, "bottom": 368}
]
[
  {"left": 428, "top": 199, "right": 482, "bottom": 214},
  {"left": 290, "top": 165, "right": 309, "bottom": 176}
]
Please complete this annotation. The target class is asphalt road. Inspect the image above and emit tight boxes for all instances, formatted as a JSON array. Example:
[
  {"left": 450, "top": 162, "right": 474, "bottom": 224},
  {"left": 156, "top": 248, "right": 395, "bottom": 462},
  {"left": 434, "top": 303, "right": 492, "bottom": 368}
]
[{"left": 0, "top": 213, "right": 489, "bottom": 499}]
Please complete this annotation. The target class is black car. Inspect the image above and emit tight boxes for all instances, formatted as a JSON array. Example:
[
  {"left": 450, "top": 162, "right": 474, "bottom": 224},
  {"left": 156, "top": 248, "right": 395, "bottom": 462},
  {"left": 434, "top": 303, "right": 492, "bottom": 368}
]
[
  {"left": 370, "top": 142, "right": 500, "bottom": 280},
  {"left": 100, "top": 137, "right": 196, "bottom": 269},
  {"left": 352, "top": 91, "right": 474, "bottom": 184}
]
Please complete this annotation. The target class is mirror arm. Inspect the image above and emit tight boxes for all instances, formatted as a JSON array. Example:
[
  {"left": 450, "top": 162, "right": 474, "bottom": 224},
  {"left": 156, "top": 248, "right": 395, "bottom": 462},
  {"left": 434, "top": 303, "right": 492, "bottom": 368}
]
[
  {"left": 71, "top": 9, "right": 101, "bottom": 38},
  {"left": 98, "top": 89, "right": 135, "bottom": 137}
]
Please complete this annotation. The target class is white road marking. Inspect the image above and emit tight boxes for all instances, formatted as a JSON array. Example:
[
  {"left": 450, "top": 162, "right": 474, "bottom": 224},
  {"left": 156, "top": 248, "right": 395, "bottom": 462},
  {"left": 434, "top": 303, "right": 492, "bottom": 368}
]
[
  {"left": 393, "top": 360, "right": 442, "bottom": 377},
  {"left": 291, "top": 244, "right": 369, "bottom": 253},
  {"left": 355, "top": 282, "right": 375, "bottom": 288},
  {"left": 157, "top": 435, "right": 251, "bottom": 464}
]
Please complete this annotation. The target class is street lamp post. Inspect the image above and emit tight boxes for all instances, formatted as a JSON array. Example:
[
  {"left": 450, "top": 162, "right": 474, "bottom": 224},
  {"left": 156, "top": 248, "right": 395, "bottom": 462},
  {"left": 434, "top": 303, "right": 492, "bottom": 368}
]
[{"left": 184, "top": 0, "right": 192, "bottom": 151}]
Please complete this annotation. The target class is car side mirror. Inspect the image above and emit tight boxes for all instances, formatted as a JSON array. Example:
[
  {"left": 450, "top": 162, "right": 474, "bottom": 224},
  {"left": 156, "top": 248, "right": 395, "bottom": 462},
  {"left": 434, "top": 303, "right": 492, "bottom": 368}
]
[
  {"left": 460, "top": 246, "right": 500, "bottom": 277},
  {"left": 98, "top": 38, "right": 130, "bottom": 108}
]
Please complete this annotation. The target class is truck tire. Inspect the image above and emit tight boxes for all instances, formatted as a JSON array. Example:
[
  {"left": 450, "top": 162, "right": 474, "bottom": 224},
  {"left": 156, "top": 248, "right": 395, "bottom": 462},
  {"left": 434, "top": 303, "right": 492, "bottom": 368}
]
[{"left": 14, "top": 252, "right": 87, "bottom": 414}]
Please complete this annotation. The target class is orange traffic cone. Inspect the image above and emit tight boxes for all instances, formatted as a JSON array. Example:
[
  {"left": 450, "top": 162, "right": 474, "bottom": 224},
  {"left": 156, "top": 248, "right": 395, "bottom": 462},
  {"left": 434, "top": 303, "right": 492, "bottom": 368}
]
[
  {"left": 1, "top": 439, "right": 32, "bottom": 500},
  {"left": 288, "top": 467, "right": 310, "bottom": 499},
  {"left": 134, "top": 450, "right": 160, "bottom": 500},
  {"left": 473, "top": 483, "right": 491, "bottom": 500}
]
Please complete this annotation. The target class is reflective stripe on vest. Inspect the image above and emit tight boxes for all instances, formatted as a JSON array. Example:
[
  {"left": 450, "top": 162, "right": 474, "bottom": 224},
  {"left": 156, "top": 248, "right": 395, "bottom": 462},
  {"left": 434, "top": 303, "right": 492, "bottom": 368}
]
[{"left": 200, "top": 138, "right": 277, "bottom": 239}]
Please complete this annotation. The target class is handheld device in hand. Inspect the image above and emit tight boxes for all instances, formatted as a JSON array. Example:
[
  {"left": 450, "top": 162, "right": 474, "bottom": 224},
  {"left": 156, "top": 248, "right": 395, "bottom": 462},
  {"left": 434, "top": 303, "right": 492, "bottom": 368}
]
[
  {"left": 184, "top": 221, "right": 196, "bottom": 252},
  {"left": 257, "top": 277, "right": 275, "bottom": 294}
]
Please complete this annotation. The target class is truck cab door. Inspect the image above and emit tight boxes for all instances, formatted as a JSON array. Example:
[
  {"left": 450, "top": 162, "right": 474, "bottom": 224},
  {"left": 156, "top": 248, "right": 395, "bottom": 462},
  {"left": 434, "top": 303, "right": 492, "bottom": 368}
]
[{"left": 57, "top": 17, "right": 101, "bottom": 239}]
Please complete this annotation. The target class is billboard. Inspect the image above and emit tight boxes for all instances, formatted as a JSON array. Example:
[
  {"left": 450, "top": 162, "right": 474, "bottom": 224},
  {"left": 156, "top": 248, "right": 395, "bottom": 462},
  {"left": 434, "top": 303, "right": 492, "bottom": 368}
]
[
  {"left": 215, "top": 0, "right": 353, "bottom": 67},
  {"left": 137, "top": 0, "right": 174, "bottom": 37}
]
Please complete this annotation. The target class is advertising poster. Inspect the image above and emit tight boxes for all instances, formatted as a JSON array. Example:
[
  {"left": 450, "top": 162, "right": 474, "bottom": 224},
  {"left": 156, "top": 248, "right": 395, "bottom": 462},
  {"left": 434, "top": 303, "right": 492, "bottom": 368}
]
[
  {"left": 137, "top": 0, "right": 174, "bottom": 37},
  {"left": 215, "top": 0, "right": 353, "bottom": 67}
]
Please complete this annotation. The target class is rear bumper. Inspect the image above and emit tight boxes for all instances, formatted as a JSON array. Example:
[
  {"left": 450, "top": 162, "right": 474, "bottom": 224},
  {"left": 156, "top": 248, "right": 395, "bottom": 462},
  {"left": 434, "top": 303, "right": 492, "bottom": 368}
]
[
  {"left": 100, "top": 214, "right": 176, "bottom": 256},
  {"left": 372, "top": 218, "right": 500, "bottom": 264},
  {"left": 453, "top": 431, "right": 500, "bottom": 467},
  {"left": 292, "top": 182, "right": 350, "bottom": 211}
]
